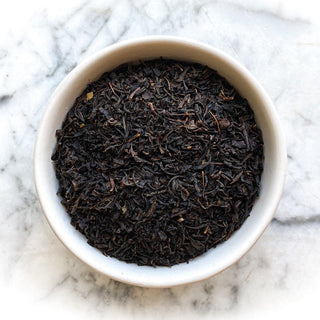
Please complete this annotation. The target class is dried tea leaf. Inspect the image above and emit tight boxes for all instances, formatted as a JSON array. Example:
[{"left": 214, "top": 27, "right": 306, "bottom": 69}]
[{"left": 86, "top": 92, "right": 94, "bottom": 101}]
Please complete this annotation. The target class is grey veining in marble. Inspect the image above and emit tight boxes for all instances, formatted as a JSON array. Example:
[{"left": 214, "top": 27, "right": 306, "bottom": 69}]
[{"left": 1, "top": 0, "right": 319, "bottom": 319}]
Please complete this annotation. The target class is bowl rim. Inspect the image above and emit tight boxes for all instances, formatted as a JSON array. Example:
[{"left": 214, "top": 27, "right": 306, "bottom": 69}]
[{"left": 34, "top": 35, "right": 287, "bottom": 287}]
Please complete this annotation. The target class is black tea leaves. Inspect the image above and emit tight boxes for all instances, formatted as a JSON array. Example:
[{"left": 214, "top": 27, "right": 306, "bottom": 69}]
[{"left": 52, "top": 59, "right": 264, "bottom": 266}]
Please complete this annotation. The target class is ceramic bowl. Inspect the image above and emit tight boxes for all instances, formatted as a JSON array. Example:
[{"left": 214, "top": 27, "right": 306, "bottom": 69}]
[{"left": 34, "top": 36, "right": 286, "bottom": 287}]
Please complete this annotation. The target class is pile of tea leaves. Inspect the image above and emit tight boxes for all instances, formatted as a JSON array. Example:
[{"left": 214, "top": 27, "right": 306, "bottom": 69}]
[{"left": 52, "top": 59, "right": 264, "bottom": 266}]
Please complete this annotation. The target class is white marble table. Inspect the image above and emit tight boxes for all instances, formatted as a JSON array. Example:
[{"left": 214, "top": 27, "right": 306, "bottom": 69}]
[{"left": 1, "top": 0, "right": 319, "bottom": 319}]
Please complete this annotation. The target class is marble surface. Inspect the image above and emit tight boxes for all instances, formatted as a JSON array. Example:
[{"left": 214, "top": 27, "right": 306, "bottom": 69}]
[{"left": 1, "top": 0, "right": 320, "bottom": 319}]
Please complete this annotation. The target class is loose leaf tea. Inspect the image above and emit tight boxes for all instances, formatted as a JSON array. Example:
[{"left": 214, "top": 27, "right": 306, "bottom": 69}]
[{"left": 52, "top": 59, "right": 264, "bottom": 266}]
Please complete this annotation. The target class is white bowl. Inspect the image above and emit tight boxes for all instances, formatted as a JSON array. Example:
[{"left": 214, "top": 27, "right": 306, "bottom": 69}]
[{"left": 34, "top": 36, "right": 287, "bottom": 287}]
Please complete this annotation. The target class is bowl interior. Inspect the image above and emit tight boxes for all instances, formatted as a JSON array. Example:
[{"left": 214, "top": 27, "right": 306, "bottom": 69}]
[{"left": 34, "top": 37, "right": 286, "bottom": 287}]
